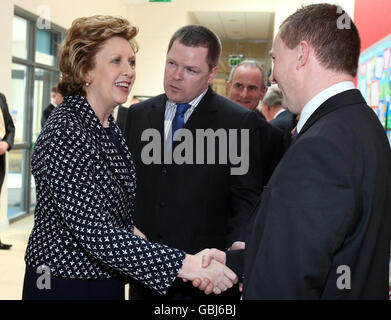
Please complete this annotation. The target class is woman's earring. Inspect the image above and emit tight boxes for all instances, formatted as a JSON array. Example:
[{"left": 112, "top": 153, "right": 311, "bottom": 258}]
[{"left": 85, "top": 82, "right": 90, "bottom": 87}]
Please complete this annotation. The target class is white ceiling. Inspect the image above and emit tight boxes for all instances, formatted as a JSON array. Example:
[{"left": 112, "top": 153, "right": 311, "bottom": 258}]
[
  {"left": 120, "top": 0, "right": 274, "bottom": 42},
  {"left": 193, "top": 11, "right": 274, "bottom": 41}
]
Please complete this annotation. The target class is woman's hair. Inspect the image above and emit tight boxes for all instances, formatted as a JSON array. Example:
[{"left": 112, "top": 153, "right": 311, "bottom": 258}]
[{"left": 57, "top": 15, "right": 138, "bottom": 97}]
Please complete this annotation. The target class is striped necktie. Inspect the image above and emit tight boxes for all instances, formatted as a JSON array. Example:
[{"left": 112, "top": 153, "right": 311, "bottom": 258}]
[{"left": 0, "top": 107, "right": 6, "bottom": 140}]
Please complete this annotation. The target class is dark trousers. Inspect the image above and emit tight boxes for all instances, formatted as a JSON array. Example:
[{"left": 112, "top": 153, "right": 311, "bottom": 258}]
[
  {"left": 22, "top": 265, "right": 125, "bottom": 300},
  {"left": 129, "top": 278, "right": 241, "bottom": 301}
]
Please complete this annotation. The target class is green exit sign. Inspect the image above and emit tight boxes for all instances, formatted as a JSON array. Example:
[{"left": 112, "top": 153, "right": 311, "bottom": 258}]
[
  {"left": 149, "top": 0, "right": 171, "bottom": 2},
  {"left": 229, "top": 55, "right": 244, "bottom": 68}
]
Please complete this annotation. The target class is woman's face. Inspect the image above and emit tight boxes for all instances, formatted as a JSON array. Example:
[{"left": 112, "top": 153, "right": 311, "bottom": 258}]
[{"left": 85, "top": 36, "right": 136, "bottom": 110}]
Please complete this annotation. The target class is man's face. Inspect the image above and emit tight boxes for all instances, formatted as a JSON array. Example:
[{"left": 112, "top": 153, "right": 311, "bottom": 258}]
[
  {"left": 226, "top": 65, "right": 267, "bottom": 111},
  {"left": 270, "top": 33, "right": 300, "bottom": 114},
  {"left": 164, "top": 40, "right": 218, "bottom": 103}
]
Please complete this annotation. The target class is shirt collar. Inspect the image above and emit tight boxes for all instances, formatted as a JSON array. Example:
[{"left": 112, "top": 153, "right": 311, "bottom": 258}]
[
  {"left": 167, "top": 88, "right": 208, "bottom": 109},
  {"left": 297, "top": 81, "right": 356, "bottom": 133}
]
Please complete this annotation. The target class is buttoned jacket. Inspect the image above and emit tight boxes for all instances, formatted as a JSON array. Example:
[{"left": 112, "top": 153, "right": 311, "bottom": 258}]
[{"left": 25, "top": 95, "right": 185, "bottom": 295}]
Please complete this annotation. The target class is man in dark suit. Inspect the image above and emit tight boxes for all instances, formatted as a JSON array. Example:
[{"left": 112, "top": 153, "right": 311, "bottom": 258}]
[
  {"left": 262, "top": 85, "right": 296, "bottom": 149},
  {"left": 226, "top": 60, "right": 285, "bottom": 185},
  {"left": 123, "top": 25, "right": 280, "bottom": 300},
  {"left": 197, "top": 4, "right": 391, "bottom": 299},
  {"left": 113, "top": 104, "right": 128, "bottom": 133},
  {"left": 263, "top": 85, "right": 296, "bottom": 133},
  {"left": 41, "top": 86, "right": 63, "bottom": 128},
  {"left": 0, "top": 92, "right": 15, "bottom": 250}
]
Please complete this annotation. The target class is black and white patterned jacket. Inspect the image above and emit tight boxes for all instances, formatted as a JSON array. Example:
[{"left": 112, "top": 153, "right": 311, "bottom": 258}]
[{"left": 25, "top": 95, "right": 185, "bottom": 295}]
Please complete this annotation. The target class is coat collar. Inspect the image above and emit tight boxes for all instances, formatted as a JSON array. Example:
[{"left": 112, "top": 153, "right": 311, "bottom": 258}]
[
  {"left": 298, "top": 89, "right": 365, "bottom": 136},
  {"left": 63, "top": 95, "right": 106, "bottom": 132},
  {"left": 63, "top": 94, "right": 124, "bottom": 139},
  {"left": 146, "top": 87, "right": 218, "bottom": 132}
]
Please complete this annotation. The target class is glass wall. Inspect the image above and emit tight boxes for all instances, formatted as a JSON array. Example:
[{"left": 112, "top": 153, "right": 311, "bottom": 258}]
[{"left": 8, "top": 7, "right": 64, "bottom": 220}]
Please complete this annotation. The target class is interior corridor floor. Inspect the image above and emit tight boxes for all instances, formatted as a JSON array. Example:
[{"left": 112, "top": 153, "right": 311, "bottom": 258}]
[
  {"left": 0, "top": 214, "right": 33, "bottom": 300},
  {"left": 1, "top": 214, "right": 390, "bottom": 300},
  {"left": 0, "top": 213, "right": 130, "bottom": 300}
]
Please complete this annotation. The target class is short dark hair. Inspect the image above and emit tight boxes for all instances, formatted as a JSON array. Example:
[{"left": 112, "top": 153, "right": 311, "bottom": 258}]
[
  {"left": 279, "top": 3, "right": 360, "bottom": 77},
  {"left": 167, "top": 25, "right": 221, "bottom": 70}
]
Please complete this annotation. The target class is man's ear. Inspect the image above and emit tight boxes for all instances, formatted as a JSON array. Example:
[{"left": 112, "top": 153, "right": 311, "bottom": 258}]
[
  {"left": 296, "top": 41, "right": 310, "bottom": 70},
  {"left": 226, "top": 81, "right": 231, "bottom": 95},
  {"left": 260, "top": 86, "right": 268, "bottom": 100},
  {"left": 207, "top": 66, "right": 218, "bottom": 85}
]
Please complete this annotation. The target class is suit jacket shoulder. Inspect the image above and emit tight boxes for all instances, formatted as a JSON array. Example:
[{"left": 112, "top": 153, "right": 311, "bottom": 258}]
[
  {"left": 0, "top": 92, "right": 15, "bottom": 149},
  {"left": 244, "top": 89, "right": 391, "bottom": 299}
]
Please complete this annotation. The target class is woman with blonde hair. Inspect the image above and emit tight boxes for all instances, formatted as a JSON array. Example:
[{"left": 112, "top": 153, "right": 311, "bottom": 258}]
[{"left": 22, "top": 15, "right": 237, "bottom": 300}]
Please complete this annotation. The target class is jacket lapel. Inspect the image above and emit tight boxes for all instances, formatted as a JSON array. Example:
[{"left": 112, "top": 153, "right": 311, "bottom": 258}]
[
  {"left": 184, "top": 87, "right": 218, "bottom": 132},
  {"left": 147, "top": 95, "right": 167, "bottom": 154},
  {"left": 148, "top": 95, "right": 167, "bottom": 134}
]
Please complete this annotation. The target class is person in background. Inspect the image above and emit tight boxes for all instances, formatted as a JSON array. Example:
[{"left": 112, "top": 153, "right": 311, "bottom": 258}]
[
  {"left": 196, "top": 3, "right": 391, "bottom": 299},
  {"left": 226, "top": 60, "right": 267, "bottom": 120},
  {"left": 113, "top": 104, "right": 128, "bottom": 133},
  {"left": 123, "top": 25, "right": 262, "bottom": 300},
  {"left": 262, "top": 85, "right": 296, "bottom": 149},
  {"left": 41, "top": 85, "right": 64, "bottom": 128},
  {"left": 0, "top": 92, "right": 15, "bottom": 250},
  {"left": 22, "top": 15, "right": 236, "bottom": 300},
  {"left": 226, "top": 60, "right": 285, "bottom": 186}
]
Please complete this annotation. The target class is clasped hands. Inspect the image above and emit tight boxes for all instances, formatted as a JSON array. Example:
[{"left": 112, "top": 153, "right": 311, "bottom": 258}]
[
  {"left": 132, "top": 226, "right": 240, "bottom": 295},
  {"left": 178, "top": 241, "right": 244, "bottom": 295},
  {"left": 178, "top": 249, "right": 238, "bottom": 295}
]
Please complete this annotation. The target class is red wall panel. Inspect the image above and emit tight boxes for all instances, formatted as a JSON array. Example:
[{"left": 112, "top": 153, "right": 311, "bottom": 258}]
[{"left": 354, "top": 0, "right": 391, "bottom": 52}]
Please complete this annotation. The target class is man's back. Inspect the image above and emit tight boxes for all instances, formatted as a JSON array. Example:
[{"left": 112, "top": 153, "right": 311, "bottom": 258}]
[
  {"left": 269, "top": 110, "right": 296, "bottom": 136},
  {"left": 244, "top": 89, "right": 391, "bottom": 299}
]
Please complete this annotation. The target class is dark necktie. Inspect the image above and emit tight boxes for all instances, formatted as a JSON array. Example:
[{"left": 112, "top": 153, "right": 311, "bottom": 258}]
[
  {"left": 290, "top": 126, "right": 298, "bottom": 145},
  {"left": 171, "top": 103, "right": 191, "bottom": 144}
]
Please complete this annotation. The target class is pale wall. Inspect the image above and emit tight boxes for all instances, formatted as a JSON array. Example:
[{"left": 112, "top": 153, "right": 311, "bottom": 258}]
[
  {"left": 13, "top": 0, "right": 129, "bottom": 29},
  {"left": 129, "top": 0, "right": 190, "bottom": 98}
]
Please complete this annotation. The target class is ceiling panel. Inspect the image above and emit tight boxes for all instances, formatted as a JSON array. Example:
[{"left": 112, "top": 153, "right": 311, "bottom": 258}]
[{"left": 193, "top": 11, "right": 274, "bottom": 41}]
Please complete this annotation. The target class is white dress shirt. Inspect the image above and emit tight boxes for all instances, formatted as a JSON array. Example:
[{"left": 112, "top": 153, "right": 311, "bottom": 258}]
[{"left": 164, "top": 88, "right": 208, "bottom": 141}]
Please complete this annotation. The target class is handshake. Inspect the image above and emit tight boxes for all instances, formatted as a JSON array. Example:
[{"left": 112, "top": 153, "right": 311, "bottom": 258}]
[
  {"left": 133, "top": 227, "right": 243, "bottom": 295},
  {"left": 177, "top": 242, "right": 244, "bottom": 295}
]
